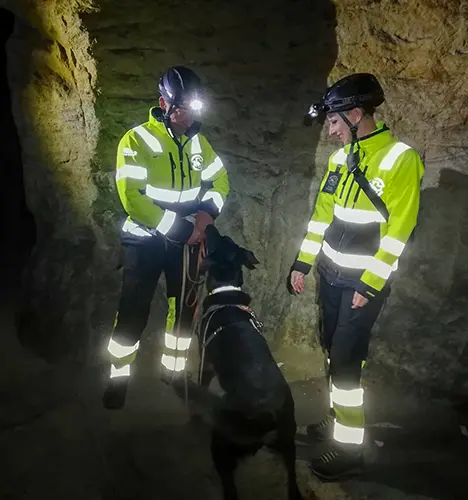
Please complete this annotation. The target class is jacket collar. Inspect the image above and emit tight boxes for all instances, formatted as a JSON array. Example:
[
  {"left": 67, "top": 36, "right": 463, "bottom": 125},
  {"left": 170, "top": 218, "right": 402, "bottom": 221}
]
[{"left": 343, "top": 121, "right": 394, "bottom": 156}]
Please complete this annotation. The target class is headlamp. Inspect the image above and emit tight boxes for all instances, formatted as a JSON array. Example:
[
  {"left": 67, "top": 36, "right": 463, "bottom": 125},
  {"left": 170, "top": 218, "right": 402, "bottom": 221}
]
[
  {"left": 308, "top": 103, "right": 323, "bottom": 118},
  {"left": 189, "top": 99, "right": 203, "bottom": 111}
]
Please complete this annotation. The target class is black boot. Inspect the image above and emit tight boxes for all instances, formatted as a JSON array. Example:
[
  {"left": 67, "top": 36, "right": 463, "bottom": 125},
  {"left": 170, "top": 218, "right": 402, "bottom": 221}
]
[
  {"left": 102, "top": 377, "right": 129, "bottom": 410},
  {"left": 306, "top": 410, "right": 335, "bottom": 441},
  {"left": 309, "top": 444, "right": 363, "bottom": 481}
]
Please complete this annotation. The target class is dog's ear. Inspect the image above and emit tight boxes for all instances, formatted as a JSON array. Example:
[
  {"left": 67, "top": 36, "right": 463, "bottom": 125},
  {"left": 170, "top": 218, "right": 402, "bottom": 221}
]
[
  {"left": 204, "top": 224, "right": 222, "bottom": 255},
  {"left": 217, "top": 236, "right": 240, "bottom": 263},
  {"left": 199, "top": 255, "right": 216, "bottom": 274},
  {"left": 238, "top": 247, "right": 259, "bottom": 270}
]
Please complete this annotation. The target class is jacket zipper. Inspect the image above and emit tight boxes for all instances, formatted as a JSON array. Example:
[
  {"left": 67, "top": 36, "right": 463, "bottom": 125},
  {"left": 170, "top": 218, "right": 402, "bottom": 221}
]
[
  {"left": 169, "top": 152, "right": 176, "bottom": 189},
  {"left": 178, "top": 144, "right": 186, "bottom": 192},
  {"left": 328, "top": 166, "right": 345, "bottom": 284},
  {"left": 339, "top": 172, "right": 351, "bottom": 199},
  {"left": 186, "top": 153, "right": 193, "bottom": 188},
  {"left": 343, "top": 175, "right": 356, "bottom": 208}
]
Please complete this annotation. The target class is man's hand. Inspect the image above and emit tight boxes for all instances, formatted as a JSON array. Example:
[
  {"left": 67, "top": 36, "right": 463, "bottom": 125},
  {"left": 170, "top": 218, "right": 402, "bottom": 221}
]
[
  {"left": 352, "top": 291, "right": 369, "bottom": 309},
  {"left": 195, "top": 211, "right": 214, "bottom": 233},
  {"left": 187, "top": 226, "right": 201, "bottom": 246},
  {"left": 290, "top": 270, "right": 305, "bottom": 294},
  {"left": 186, "top": 211, "right": 214, "bottom": 246}
]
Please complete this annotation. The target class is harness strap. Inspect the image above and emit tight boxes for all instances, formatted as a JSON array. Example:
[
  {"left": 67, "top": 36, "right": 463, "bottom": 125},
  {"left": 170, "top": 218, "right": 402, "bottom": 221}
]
[
  {"left": 202, "top": 305, "right": 263, "bottom": 346},
  {"left": 198, "top": 303, "right": 264, "bottom": 385}
]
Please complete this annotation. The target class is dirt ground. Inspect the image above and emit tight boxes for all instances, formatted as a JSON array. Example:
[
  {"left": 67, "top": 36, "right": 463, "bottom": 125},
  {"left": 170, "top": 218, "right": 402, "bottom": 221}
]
[{"left": 1, "top": 259, "right": 468, "bottom": 500}]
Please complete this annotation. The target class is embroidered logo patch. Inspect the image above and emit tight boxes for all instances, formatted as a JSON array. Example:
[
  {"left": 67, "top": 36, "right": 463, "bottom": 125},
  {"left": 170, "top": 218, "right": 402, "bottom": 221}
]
[
  {"left": 370, "top": 177, "right": 385, "bottom": 196},
  {"left": 322, "top": 171, "right": 342, "bottom": 194},
  {"left": 191, "top": 154, "right": 203, "bottom": 171}
]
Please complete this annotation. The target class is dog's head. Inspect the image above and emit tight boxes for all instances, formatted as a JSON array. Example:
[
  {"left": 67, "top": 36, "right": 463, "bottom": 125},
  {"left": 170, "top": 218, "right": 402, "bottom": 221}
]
[{"left": 200, "top": 225, "right": 259, "bottom": 293}]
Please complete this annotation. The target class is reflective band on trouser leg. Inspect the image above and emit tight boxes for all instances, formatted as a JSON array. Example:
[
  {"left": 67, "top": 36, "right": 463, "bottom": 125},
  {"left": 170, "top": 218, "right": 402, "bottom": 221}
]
[
  {"left": 160, "top": 297, "right": 192, "bottom": 373},
  {"left": 332, "top": 385, "right": 365, "bottom": 445},
  {"left": 107, "top": 337, "right": 139, "bottom": 378},
  {"left": 111, "top": 364, "right": 130, "bottom": 378}
]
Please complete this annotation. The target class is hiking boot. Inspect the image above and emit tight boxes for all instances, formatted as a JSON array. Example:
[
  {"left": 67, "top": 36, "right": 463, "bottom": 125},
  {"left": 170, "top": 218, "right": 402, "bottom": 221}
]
[
  {"left": 102, "top": 377, "right": 129, "bottom": 410},
  {"left": 309, "top": 446, "right": 364, "bottom": 482},
  {"left": 306, "top": 410, "right": 335, "bottom": 441}
]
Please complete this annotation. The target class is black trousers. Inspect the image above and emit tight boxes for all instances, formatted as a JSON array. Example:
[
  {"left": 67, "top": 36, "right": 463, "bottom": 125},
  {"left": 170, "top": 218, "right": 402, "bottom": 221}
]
[
  {"left": 319, "top": 275, "right": 385, "bottom": 390},
  {"left": 112, "top": 233, "right": 200, "bottom": 347}
]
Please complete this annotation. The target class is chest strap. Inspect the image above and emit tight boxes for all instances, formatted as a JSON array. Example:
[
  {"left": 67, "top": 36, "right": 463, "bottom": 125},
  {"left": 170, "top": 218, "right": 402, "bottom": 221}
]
[{"left": 201, "top": 304, "right": 264, "bottom": 349}]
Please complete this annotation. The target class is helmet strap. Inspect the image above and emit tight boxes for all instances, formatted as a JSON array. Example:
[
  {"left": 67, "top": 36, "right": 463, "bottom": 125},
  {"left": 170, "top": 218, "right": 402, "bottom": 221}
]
[
  {"left": 163, "top": 101, "right": 175, "bottom": 120},
  {"left": 339, "top": 111, "right": 361, "bottom": 173}
]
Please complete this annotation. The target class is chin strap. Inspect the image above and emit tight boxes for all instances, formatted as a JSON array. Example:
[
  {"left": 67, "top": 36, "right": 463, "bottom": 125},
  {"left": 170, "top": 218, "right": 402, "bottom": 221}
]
[{"left": 339, "top": 111, "right": 361, "bottom": 173}]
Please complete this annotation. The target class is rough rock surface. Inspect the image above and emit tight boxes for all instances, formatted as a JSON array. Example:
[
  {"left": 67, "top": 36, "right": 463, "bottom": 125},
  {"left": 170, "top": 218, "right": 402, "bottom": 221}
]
[
  {"left": 331, "top": 0, "right": 468, "bottom": 396},
  {"left": 1, "top": 0, "right": 119, "bottom": 365},
  {"left": 2, "top": 0, "right": 468, "bottom": 397}
]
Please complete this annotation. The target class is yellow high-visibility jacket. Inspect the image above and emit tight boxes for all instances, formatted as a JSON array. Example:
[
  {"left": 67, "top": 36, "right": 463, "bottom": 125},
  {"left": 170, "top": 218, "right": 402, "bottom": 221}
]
[
  {"left": 294, "top": 122, "right": 424, "bottom": 298},
  {"left": 115, "top": 107, "right": 230, "bottom": 240}
]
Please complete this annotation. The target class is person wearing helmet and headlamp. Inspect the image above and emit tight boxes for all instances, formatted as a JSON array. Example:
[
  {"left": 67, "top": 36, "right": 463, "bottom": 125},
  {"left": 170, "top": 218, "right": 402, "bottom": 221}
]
[
  {"left": 103, "top": 66, "right": 230, "bottom": 409},
  {"left": 290, "top": 73, "right": 424, "bottom": 480}
]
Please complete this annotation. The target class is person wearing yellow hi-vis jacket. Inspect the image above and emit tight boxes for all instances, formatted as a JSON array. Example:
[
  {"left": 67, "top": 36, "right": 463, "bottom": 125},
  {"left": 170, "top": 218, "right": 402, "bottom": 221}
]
[
  {"left": 290, "top": 73, "right": 424, "bottom": 480},
  {"left": 103, "top": 66, "right": 230, "bottom": 410}
]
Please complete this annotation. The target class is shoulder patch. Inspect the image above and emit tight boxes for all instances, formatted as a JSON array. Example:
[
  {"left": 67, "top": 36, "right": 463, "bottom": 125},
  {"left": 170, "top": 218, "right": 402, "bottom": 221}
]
[{"left": 322, "top": 171, "right": 342, "bottom": 194}]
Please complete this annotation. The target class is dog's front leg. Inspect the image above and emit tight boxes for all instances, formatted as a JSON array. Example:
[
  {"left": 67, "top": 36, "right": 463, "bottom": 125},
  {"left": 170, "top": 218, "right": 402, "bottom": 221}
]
[
  {"left": 211, "top": 430, "right": 240, "bottom": 500},
  {"left": 284, "top": 441, "right": 305, "bottom": 500},
  {"left": 272, "top": 436, "right": 306, "bottom": 500}
]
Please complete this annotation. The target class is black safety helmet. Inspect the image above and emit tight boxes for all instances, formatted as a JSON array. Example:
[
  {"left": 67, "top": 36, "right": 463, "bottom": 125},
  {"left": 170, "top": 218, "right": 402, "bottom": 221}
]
[
  {"left": 308, "top": 73, "right": 385, "bottom": 120},
  {"left": 159, "top": 66, "right": 204, "bottom": 114}
]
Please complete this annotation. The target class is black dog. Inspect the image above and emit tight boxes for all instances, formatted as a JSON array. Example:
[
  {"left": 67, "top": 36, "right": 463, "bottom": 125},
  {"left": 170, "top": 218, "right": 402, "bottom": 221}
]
[{"left": 192, "top": 225, "right": 305, "bottom": 500}]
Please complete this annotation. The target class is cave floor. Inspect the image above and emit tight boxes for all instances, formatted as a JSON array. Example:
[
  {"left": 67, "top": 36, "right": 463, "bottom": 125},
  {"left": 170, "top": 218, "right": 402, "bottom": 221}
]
[
  {"left": 1, "top": 259, "right": 467, "bottom": 500},
  {"left": 1, "top": 356, "right": 467, "bottom": 500}
]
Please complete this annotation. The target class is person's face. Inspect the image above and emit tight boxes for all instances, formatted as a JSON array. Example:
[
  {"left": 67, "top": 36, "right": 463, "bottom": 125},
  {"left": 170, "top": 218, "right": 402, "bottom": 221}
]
[
  {"left": 159, "top": 96, "right": 195, "bottom": 132},
  {"left": 326, "top": 108, "right": 362, "bottom": 145}
]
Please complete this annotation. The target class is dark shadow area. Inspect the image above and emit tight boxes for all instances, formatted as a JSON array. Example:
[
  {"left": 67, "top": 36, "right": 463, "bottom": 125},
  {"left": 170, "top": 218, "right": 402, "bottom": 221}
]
[
  {"left": 372, "top": 169, "right": 468, "bottom": 398},
  {"left": 358, "top": 427, "right": 468, "bottom": 500},
  {"left": 0, "top": 7, "right": 36, "bottom": 301},
  {"left": 294, "top": 378, "right": 468, "bottom": 500}
]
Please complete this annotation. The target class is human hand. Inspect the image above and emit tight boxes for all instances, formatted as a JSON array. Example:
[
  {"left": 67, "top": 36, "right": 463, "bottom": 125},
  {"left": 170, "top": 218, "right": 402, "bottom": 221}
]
[
  {"left": 351, "top": 291, "right": 369, "bottom": 309},
  {"left": 195, "top": 211, "right": 214, "bottom": 233},
  {"left": 290, "top": 270, "right": 305, "bottom": 294},
  {"left": 187, "top": 226, "right": 202, "bottom": 245}
]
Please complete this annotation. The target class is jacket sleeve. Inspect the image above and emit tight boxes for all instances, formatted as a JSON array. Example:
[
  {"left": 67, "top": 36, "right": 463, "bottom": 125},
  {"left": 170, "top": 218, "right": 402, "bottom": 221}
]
[
  {"left": 357, "top": 148, "right": 424, "bottom": 298},
  {"left": 116, "top": 130, "right": 164, "bottom": 229},
  {"left": 199, "top": 136, "right": 230, "bottom": 218},
  {"left": 293, "top": 159, "right": 336, "bottom": 275}
]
